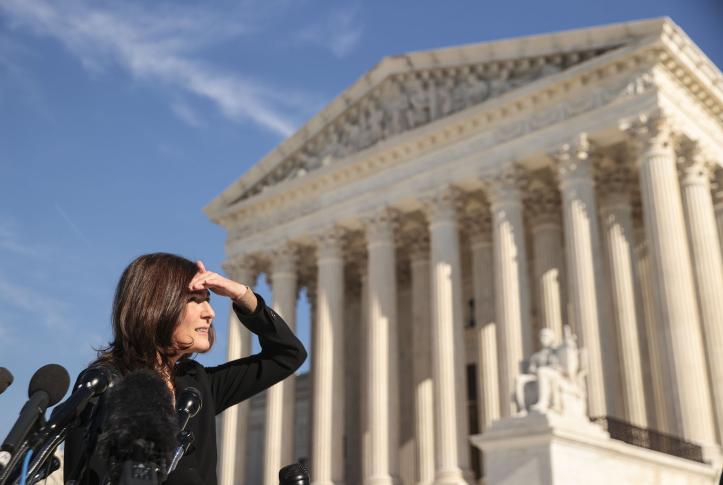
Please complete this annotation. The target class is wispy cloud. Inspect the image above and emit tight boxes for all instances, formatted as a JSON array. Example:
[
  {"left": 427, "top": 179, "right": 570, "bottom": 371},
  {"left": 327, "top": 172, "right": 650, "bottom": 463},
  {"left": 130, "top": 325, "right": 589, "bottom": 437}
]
[
  {"left": 297, "top": 4, "right": 363, "bottom": 58},
  {"left": 171, "top": 100, "right": 204, "bottom": 128},
  {"left": 0, "top": 320, "right": 13, "bottom": 342},
  {"left": 0, "top": 216, "right": 48, "bottom": 258},
  {"left": 54, "top": 203, "right": 92, "bottom": 249},
  {"left": 0, "top": 0, "right": 310, "bottom": 136},
  {"left": 0, "top": 276, "right": 72, "bottom": 330}
]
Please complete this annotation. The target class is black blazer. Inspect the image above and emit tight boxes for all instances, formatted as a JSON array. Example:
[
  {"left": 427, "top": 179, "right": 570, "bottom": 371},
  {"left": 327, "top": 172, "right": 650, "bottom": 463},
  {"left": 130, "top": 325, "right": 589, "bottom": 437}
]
[{"left": 64, "top": 293, "right": 307, "bottom": 485}]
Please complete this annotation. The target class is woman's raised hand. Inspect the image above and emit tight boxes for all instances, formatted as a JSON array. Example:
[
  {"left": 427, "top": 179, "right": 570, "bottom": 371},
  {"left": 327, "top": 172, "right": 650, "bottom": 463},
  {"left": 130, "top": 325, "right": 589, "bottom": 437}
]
[{"left": 188, "top": 260, "right": 249, "bottom": 301}]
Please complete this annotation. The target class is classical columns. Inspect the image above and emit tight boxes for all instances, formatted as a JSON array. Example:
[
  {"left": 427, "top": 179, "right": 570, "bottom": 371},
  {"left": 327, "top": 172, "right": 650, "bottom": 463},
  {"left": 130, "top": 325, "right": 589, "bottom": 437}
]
[
  {"left": 527, "top": 178, "right": 566, "bottom": 340},
  {"left": 422, "top": 188, "right": 471, "bottom": 485},
  {"left": 484, "top": 165, "right": 532, "bottom": 417},
  {"left": 677, "top": 139, "right": 723, "bottom": 444},
  {"left": 465, "top": 201, "right": 501, "bottom": 454},
  {"left": 311, "top": 227, "right": 346, "bottom": 485},
  {"left": 264, "top": 244, "right": 299, "bottom": 485},
  {"left": 218, "top": 258, "right": 257, "bottom": 485},
  {"left": 597, "top": 156, "right": 648, "bottom": 427},
  {"left": 623, "top": 113, "right": 716, "bottom": 445},
  {"left": 363, "top": 208, "right": 400, "bottom": 485},
  {"left": 407, "top": 221, "right": 435, "bottom": 485},
  {"left": 551, "top": 134, "right": 614, "bottom": 418}
]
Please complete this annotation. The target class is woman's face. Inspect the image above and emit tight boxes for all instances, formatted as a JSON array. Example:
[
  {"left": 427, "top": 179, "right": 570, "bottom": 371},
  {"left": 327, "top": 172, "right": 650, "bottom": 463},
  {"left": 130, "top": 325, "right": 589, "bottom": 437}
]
[{"left": 173, "top": 291, "right": 215, "bottom": 356}]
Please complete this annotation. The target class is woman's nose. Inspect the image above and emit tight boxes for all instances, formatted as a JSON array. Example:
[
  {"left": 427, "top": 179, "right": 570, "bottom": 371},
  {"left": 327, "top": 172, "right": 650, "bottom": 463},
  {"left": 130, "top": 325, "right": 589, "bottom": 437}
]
[{"left": 202, "top": 301, "right": 215, "bottom": 320}]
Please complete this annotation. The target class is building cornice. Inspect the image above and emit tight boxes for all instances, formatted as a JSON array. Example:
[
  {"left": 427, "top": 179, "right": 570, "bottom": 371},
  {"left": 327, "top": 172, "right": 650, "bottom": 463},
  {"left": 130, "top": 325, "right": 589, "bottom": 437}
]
[
  {"left": 206, "top": 18, "right": 698, "bottom": 219},
  {"left": 207, "top": 18, "right": 723, "bottom": 254}
]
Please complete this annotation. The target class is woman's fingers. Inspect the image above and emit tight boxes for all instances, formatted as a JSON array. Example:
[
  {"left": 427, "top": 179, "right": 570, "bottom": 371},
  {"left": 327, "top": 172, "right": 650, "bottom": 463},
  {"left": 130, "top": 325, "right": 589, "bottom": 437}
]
[
  {"left": 189, "top": 271, "right": 216, "bottom": 290},
  {"left": 187, "top": 263, "right": 244, "bottom": 298}
]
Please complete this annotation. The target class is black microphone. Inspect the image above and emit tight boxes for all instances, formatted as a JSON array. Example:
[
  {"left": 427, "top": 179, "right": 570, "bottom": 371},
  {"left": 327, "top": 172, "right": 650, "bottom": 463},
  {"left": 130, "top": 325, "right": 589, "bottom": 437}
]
[
  {"left": 97, "top": 369, "right": 179, "bottom": 485},
  {"left": 0, "top": 368, "right": 13, "bottom": 396},
  {"left": 20, "top": 367, "right": 112, "bottom": 482},
  {"left": 0, "top": 364, "right": 68, "bottom": 483},
  {"left": 279, "top": 462, "right": 310, "bottom": 485},
  {"left": 175, "top": 387, "right": 201, "bottom": 432},
  {"left": 166, "top": 387, "right": 202, "bottom": 475},
  {"left": 29, "top": 367, "right": 111, "bottom": 447}
]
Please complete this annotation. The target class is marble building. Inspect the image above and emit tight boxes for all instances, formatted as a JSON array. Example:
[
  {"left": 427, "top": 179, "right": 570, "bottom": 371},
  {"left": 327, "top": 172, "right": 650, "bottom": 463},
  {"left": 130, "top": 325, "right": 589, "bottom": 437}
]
[{"left": 204, "top": 17, "right": 723, "bottom": 485}]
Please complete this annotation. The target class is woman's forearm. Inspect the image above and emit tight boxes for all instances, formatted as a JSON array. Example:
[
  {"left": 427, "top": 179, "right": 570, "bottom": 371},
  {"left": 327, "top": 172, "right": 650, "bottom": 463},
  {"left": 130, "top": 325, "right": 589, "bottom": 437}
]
[{"left": 232, "top": 285, "right": 258, "bottom": 314}]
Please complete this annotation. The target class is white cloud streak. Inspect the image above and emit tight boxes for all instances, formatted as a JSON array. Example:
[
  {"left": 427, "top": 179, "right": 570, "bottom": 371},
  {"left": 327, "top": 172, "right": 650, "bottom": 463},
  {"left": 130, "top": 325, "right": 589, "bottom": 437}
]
[
  {"left": 297, "top": 4, "right": 363, "bottom": 58},
  {"left": 0, "top": 276, "right": 72, "bottom": 330},
  {"left": 0, "top": 0, "right": 306, "bottom": 136},
  {"left": 54, "top": 203, "right": 93, "bottom": 249},
  {"left": 0, "top": 216, "right": 47, "bottom": 258}
]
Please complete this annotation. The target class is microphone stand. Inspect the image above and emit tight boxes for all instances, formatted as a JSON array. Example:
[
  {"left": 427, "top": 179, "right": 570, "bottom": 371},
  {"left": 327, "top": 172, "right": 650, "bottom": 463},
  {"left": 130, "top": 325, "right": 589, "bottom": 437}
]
[
  {"left": 166, "top": 431, "right": 194, "bottom": 475},
  {"left": 14, "top": 428, "right": 66, "bottom": 484}
]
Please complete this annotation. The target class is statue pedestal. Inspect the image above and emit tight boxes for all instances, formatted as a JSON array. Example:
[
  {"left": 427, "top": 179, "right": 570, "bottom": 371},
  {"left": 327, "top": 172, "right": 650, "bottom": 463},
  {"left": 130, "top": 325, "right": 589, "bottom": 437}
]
[{"left": 471, "top": 412, "right": 719, "bottom": 485}]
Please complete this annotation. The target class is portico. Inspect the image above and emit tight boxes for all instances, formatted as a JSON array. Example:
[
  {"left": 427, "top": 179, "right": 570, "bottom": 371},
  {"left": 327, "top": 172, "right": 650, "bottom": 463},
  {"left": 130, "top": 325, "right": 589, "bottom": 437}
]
[{"left": 206, "top": 17, "right": 723, "bottom": 485}]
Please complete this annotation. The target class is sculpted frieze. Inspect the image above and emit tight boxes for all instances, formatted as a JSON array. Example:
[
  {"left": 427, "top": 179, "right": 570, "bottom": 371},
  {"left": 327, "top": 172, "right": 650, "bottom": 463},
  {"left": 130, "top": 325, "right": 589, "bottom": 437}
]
[{"left": 239, "top": 50, "right": 612, "bottom": 201}]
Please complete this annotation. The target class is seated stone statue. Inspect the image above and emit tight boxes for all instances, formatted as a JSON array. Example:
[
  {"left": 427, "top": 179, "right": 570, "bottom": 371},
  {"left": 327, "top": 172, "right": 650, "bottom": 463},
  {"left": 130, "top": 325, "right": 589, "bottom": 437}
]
[{"left": 515, "top": 326, "right": 588, "bottom": 417}]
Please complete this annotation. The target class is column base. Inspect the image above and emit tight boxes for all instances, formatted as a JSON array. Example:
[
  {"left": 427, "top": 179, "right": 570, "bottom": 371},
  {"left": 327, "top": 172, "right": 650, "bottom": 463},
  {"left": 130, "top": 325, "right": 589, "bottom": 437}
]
[
  {"left": 434, "top": 468, "right": 471, "bottom": 485},
  {"left": 364, "top": 475, "right": 397, "bottom": 485}
]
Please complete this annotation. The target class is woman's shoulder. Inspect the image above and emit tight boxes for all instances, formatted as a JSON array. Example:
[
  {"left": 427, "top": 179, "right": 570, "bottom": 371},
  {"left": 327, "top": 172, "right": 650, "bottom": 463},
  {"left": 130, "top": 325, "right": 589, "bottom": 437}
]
[{"left": 175, "top": 359, "right": 209, "bottom": 381}]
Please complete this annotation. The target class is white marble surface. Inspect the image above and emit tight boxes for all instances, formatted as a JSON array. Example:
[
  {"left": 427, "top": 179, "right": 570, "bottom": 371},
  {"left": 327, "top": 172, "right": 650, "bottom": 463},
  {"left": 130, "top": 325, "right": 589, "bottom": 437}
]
[{"left": 472, "top": 413, "right": 719, "bottom": 485}]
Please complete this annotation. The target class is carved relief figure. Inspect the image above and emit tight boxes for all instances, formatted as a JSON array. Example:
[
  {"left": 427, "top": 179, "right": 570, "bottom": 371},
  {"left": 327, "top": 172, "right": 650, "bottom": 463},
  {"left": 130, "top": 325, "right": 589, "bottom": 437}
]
[
  {"left": 382, "top": 79, "right": 409, "bottom": 136},
  {"left": 405, "top": 74, "right": 431, "bottom": 128}
]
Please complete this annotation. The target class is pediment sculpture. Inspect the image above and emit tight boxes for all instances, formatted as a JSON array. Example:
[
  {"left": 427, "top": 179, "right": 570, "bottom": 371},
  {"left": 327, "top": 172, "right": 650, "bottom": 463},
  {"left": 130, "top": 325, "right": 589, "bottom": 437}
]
[
  {"left": 237, "top": 49, "right": 613, "bottom": 202},
  {"left": 515, "top": 326, "right": 588, "bottom": 418}
]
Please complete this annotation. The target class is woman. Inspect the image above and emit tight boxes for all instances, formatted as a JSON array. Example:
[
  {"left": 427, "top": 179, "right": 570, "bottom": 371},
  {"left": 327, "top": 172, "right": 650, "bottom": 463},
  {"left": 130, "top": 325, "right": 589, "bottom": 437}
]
[{"left": 64, "top": 252, "right": 307, "bottom": 484}]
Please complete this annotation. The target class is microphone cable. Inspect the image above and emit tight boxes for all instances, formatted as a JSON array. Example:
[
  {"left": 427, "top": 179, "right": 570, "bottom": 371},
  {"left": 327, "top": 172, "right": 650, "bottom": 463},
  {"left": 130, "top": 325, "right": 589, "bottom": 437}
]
[{"left": 18, "top": 450, "right": 31, "bottom": 485}]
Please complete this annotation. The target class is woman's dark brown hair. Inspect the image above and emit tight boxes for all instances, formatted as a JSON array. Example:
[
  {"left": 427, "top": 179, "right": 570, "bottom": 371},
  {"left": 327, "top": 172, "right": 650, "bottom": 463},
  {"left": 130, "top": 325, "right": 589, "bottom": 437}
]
[{"left": 94, "top": 252, "right": 215, "bottom": 375}]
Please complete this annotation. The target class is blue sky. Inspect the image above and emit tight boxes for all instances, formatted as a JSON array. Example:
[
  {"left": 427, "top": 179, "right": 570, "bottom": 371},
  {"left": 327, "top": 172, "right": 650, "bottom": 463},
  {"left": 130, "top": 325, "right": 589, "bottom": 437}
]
[{"left": 0, "top": 0, "right": 721, "bottom": 436}]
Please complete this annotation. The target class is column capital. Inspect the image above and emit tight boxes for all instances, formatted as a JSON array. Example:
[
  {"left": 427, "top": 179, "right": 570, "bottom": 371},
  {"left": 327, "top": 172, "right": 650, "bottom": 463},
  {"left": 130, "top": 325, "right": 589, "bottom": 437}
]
[
  {"left": 549, "top": 132, "right": 594, "bottom": 186},
  {"left": 420, "top": 185, "right": 463, "bottom": 223},
  {"left": 596, "top": 152, "right": 635, "bottom": 207},
  {"left": 313, "top": 225, "right": 346, "bottom": 261},
  {"left": 362, "top": 207, "right": 400, "bottom": 244},
  {"left": 676, "top": 137, "right": 715, "bottom": 188},
  {"left": 619, "top": 110, "right": 674, "bottom": 156},
  {"left": 526, "top": 177, "right": 562, "bottom": 226},
  {"left": 222, "top": 255, "right": 260, "bottom": 285},
  {"left": 481, "top": 163, "right": 527, "bottom": 207},
  {"left": 270, "top": 241, "right": 299, "bottom": 276}
]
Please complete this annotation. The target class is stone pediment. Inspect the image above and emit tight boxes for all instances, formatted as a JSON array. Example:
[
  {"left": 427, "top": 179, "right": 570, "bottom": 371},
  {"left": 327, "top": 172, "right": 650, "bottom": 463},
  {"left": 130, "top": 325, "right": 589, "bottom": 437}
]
[
  {"left": 246, "top": 52, "right": 604, "bottom": 197},
  {"left": 231, "top": 49, "right": 613, "bottom": 204},
  {"left": 205, "top": 17, "right": 718, "bottom": 215}
]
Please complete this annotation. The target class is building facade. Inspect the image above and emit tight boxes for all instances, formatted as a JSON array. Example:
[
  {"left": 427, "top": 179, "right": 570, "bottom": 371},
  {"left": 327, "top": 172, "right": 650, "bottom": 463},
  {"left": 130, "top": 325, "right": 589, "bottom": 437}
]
[{"left": 205, "top": 18, "right": 723, "bottom": 485}]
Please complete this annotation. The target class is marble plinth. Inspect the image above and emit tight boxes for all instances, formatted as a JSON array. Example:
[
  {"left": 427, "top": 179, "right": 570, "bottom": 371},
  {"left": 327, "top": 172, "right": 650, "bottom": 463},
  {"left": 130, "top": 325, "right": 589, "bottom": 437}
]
[{"left": 471, "top": 413, "right": 719, "bottom": 485}]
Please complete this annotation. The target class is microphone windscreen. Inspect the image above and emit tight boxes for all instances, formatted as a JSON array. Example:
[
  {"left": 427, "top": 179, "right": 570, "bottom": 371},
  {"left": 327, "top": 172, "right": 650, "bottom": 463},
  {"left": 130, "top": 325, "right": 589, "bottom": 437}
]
[
  {"left": 176, "top": 386, "right": 202, "bottom": 416},
  {"left": 97, "top": 369, "right": 179, "bottom": 482},
  {"left": 28, "top": 364, "right": 70, "bottom": 406},
  {"left": 0, "top": 367, "right": 13, "bottom": 393},
  {"left": 279, "top": 462, "right": 310, "bottom": 485}
]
